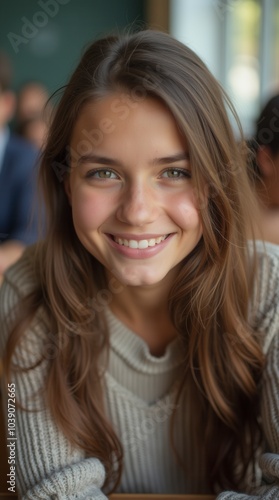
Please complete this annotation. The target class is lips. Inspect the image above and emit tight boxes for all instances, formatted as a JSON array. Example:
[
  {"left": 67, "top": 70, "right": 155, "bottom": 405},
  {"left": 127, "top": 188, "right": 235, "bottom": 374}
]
[
  {"left": 105, "top": 232, "right": 174, "bottom": 259},
  {"left": 113, "top": 235, "right": 168, "bottom": 249}
]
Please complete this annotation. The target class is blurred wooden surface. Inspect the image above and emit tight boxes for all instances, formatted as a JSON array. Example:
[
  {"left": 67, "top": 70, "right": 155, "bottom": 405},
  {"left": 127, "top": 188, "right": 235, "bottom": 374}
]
[
  {"left": 0, "top": 494, "right": 17, "bottom": 499},
  {"left": 0, "top": 496, "right": 17, "bottom": 499},
  {"left": 0, "top": 496, "right": 214, "bottom": 499},
  {"left": 110, "top": 496, "right": 214, "bottom": 499}
]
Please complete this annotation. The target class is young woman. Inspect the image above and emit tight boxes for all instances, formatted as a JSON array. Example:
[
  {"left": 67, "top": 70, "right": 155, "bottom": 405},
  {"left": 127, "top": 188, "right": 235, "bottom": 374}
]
[{"left": 0, "top": 30, "right": 279, "bottom": 499}]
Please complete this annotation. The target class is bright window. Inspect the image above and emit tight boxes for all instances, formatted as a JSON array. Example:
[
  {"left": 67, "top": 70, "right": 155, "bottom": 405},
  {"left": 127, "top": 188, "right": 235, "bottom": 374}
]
[{"left": 170, "top": 0, "right": 279, "bottom": 136}]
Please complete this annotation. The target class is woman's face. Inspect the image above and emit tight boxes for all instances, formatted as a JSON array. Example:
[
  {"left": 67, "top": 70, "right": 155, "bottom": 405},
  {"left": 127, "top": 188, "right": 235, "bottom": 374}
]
[{"left": 66, "top": 92, "right": 203, "bottom": 287}]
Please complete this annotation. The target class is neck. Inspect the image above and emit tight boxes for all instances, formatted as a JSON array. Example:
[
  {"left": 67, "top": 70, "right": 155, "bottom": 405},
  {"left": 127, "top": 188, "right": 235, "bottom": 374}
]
[
  {"left": 111, "top": 278, "right": 172, "bottom": 319},
  {"left": 106, "top": 268, "right": 177, "bottom": 318},
  {"left": 105, "top": 269, "right": 179, "bottom": 356}
]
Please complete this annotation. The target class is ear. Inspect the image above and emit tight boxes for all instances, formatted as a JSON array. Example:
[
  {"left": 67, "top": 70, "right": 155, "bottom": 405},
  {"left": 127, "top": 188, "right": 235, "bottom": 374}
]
[
  {"left": 257, "top": 146, "right": 275, "bottom": 178},
  {"left": 64, "top": 176, "right": 72, "bottom": 206}
]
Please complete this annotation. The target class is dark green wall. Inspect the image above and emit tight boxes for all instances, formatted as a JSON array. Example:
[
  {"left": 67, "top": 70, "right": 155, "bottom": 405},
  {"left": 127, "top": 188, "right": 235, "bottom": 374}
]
[{"left": 0, "top": 0, "right": 145, "bottom": 93}]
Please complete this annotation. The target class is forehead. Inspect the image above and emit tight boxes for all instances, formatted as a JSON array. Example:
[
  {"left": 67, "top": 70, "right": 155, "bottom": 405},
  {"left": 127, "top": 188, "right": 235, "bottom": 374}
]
[{"left": 70, "top": 92, "right": 187, "bottom": 156}]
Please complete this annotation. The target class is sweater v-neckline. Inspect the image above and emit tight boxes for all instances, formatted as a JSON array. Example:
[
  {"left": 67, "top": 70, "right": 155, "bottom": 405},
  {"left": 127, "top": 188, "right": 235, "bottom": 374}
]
[{"left": 105, "top": 307, "right": 186, "bottom": 374}]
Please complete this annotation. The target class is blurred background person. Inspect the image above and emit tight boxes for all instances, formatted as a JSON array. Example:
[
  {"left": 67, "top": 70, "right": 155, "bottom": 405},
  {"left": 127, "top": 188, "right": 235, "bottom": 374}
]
[
  {"left": 248, "top": 93, "right": 279, "bottom": 244},
  {"left": 0, "top": 51, "right": 40, "bottom": 278},
  {"left": 15, "top": 81, "right": 52, "bottom": 150}
]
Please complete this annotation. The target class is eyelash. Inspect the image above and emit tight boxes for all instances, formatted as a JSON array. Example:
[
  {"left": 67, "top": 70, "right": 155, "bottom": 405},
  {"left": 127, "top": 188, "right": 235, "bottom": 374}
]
[
  {"left": 85, "top": 167, "right": 191, "bottom": 180},
  {"left": 85, "top": 168, "right": 118, "bottom": 179}
]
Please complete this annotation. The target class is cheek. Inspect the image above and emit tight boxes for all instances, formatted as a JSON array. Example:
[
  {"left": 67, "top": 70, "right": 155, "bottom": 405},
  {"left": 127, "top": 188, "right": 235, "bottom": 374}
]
[
  {"left": 169, "top": 192, "right": 202, "bottom": 231},
  {"left": 71, "top": 188, "right": 111, "bottom": 230}
]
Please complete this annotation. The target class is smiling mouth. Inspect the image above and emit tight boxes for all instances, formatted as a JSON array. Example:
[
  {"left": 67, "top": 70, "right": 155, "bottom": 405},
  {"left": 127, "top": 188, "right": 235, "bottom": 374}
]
[{"left": 111, "top": 234, "right": 170, "bottom": 249}]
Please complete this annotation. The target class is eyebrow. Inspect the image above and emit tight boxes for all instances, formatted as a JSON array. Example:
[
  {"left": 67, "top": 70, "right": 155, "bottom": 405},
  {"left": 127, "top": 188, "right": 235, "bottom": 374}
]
[
  {"left": 151, "top": 152, "right": 190, "bottom": 165},
  {"left": 75, "top": 155, "right": 121, "bottom": 167},
  {"left": 74, "top": 152, "right": 190, "bottom": 167}
]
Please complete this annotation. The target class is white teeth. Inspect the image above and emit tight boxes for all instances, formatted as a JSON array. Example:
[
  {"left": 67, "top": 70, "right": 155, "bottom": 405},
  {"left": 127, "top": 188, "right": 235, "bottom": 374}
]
[
  {"left": 114, "top": 235, "right": 168, "bottom": 248},
  {"left": 138, "top": 240, "right": 149, "bottom": 249},
  {"left": 129, "top": 240, "right": 138, "bottom": 249}
]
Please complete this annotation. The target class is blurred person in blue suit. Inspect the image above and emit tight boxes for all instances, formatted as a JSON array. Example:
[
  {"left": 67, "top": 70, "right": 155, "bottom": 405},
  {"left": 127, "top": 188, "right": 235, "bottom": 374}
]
[{"left": 0, "top": 51, "right": 39, "bottom": 276}]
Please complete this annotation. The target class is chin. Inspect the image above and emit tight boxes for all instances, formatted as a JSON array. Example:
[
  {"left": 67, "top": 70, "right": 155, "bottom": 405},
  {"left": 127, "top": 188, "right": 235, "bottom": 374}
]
[{"left": 115, "top": 268, "right": 167, "bottom": 287}]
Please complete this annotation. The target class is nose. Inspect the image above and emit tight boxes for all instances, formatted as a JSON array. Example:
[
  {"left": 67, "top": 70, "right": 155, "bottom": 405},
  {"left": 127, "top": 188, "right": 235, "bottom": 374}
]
[{"left": 116, "top": 181, "right": 159, "bottom": 226}]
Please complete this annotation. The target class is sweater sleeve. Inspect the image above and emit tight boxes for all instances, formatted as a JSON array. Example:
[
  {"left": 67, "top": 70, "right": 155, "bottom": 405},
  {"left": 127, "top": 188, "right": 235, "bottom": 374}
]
[
  {"left": 217, "top": 242, "right": 279, "bottom": 500},
  {"left": 216, "top": 334, "right": 279, "bottom": 500},
  {"left": 0, "top": 265, "right": 107, "bottom": 500}
]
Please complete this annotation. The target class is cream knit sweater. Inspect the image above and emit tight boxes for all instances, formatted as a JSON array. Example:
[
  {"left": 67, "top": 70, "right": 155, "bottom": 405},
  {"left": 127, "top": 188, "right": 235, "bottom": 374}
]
[{"left": 0, "top": 241, "right": 279, "bottom": 499}]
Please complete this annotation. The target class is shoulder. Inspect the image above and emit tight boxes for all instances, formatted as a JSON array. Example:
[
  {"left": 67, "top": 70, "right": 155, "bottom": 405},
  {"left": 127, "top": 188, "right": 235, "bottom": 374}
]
[
  {"left": 5, "top": 133, "right": 39, "bottom": 167},
  {"left": 0, "top": 244, "right": 42, "bottom": 356},
  {"left": 0, "top": 243, "right": 39, "bottom": 300},
  {"left": 7, "top": 133, "right": 38, "bottom": 155},
  {"left": 249, "top": 240, "right": 279, "bottom": 353},
  {"left": 252, "top": 240, "right": 279, "bottom": 297}
]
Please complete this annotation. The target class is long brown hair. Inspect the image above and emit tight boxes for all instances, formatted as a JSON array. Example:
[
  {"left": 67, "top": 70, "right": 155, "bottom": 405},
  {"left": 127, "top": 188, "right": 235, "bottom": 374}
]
[{"left": 4, "top": 30, "right": 264, "bottom": 493}]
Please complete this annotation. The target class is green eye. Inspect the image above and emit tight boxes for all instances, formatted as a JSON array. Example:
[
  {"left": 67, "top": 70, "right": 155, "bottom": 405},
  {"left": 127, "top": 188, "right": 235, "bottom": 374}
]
[
  {"left": 165, "top": 170, "right": 180, "bottom": 178},
  {"left": 86, "top": 169, "right": 118, "bottom": 179},
  {"left": 162, "top": 168, "right": 191, "bottom": 179},
  {"left": 98, "top": 170, "right": 116, "bottom": 178}
]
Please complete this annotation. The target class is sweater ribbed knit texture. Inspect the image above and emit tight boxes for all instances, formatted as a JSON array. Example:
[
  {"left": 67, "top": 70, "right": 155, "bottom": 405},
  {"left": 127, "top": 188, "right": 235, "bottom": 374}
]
[{"left": 0, "top": 241, "right": 279, "bottom": 499}]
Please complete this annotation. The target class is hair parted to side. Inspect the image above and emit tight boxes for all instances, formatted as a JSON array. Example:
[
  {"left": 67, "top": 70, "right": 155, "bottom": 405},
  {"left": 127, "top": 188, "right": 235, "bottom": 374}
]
[{"left": 4, "top": 30, "right": 264, "bottom": 493}]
